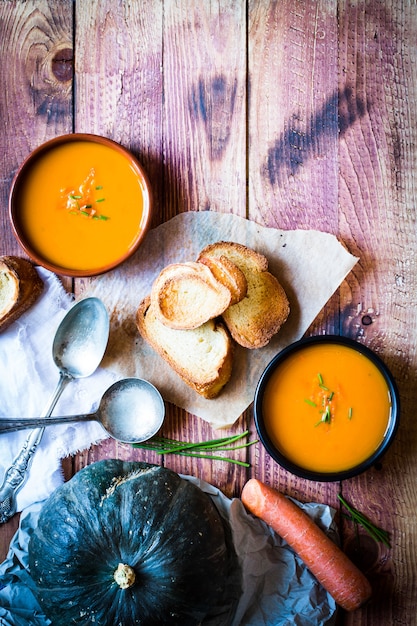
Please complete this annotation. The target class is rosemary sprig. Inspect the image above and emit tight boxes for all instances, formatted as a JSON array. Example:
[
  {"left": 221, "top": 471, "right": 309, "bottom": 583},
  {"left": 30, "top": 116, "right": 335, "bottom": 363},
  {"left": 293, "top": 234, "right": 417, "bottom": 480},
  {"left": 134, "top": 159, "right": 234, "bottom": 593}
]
[
  {"left": 133, "top": 430, "right": 258, "bottom": 466},
  {"left": 337, "top": 494, "right": 391, "bottom": 548}
]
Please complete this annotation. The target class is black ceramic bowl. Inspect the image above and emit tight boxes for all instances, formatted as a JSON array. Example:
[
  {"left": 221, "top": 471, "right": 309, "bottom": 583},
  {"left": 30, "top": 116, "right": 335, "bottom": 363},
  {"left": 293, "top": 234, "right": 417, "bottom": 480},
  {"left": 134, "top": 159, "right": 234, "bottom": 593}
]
[{"left": 254, "top": 335, "right": 400, "bottom": 482}]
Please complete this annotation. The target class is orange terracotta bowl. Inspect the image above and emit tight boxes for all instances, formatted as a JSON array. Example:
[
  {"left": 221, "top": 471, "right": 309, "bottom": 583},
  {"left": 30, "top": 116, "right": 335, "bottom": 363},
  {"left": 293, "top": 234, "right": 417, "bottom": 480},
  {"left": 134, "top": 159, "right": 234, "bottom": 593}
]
[
  {"left": 254, "top": 335, "right": 400, "bottom": 481},
  {"left": 9, "top": 134, "right": 152, "bottom": 277}
]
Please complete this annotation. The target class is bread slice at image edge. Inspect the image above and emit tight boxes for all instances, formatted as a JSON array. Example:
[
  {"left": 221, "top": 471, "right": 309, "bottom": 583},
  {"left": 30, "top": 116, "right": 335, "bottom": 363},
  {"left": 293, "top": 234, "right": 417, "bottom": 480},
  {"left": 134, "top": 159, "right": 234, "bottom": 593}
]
[
  {"left": 0, "top": 256, "right": 44, "bottom": 332},
  {"left": 136, "top": 296, "right": 234, "bottom": 399},
  {"left": 197, "top": 242, "right": 290, "bottom": 349}
]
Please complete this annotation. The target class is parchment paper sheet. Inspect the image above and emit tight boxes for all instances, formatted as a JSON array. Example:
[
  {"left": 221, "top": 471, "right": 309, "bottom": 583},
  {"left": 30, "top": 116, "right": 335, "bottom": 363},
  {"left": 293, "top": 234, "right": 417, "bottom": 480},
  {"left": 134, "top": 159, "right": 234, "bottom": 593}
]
[
  {"left": 0, "top": 476, "right": 337, "bottom": 626},
  {"left": 83, "top": 211, "right": 358, "bottom": 429}
]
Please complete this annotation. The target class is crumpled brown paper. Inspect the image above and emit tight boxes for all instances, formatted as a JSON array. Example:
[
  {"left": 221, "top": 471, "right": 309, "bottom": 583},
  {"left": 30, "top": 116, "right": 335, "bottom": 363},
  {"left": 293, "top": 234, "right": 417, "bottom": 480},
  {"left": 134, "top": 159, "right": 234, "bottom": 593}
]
[{"left": 82, "top": 212, "right": 358, "bottom": 429}]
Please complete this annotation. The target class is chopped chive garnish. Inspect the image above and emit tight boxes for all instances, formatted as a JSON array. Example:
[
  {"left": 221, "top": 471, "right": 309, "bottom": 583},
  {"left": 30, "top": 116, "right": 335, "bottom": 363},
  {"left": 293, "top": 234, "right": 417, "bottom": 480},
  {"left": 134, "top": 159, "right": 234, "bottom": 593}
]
[
  {"left": 328, "top": 391, "right": 334, "bottom": 401},
  {"left": 315, "top": 405, "right": 331, "bottom": 426},
  {"left": 304, "top": 399, "right": 317, "bottom": 407},
  {"left": 318, "top": 373, "right": 324, "bottom": 385},
  {"left": 348, "top": 407, "right": 353, "bottom": 419},
  {"left": 62, "top": 169, "right": 109, "bottom": 221}
]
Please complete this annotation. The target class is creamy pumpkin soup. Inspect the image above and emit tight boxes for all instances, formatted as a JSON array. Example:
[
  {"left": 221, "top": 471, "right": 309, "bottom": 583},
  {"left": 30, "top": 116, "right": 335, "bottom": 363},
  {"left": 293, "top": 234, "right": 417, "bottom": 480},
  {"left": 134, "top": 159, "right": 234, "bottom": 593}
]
[
  {"left": 262, "top": 342, "right": 393, "bottom": 473},
  {"left": 14, "top": 139, "right": 149, "bottom": 273}
]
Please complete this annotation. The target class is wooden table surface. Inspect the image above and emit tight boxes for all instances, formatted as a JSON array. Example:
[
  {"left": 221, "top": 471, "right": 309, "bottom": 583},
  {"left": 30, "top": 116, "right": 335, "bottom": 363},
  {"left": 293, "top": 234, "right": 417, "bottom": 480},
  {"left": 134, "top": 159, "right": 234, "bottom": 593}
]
[{"left": 1, "top": 1, "right": 416, "bottom": 624}]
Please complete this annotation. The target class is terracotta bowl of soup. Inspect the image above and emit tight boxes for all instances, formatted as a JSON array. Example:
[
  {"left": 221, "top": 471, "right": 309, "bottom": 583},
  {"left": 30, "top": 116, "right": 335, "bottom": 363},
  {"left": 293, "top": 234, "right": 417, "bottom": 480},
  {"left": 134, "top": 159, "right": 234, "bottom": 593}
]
[
  {"left": 254, "top": 335, "right": 400, "bottom": 481},
  {"left": 9, "top": 134, "right": 152, "bottom": 277}
]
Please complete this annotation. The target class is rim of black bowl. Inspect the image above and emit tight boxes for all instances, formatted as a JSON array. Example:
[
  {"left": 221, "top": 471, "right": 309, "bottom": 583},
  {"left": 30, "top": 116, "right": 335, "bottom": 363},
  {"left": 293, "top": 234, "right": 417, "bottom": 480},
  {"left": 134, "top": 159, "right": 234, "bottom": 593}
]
[
  {"left": 8, "top": 133, "right": 153, "bottom": 278},
  {"left": 254, "top": 335, "right": 400, "bottom": 482}
]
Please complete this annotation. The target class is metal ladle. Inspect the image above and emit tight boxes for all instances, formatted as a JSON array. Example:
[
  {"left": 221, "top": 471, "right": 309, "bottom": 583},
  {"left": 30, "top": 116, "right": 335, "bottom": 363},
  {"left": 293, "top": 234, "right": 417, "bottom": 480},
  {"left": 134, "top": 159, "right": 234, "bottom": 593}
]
[
  {"left": 0, "top": 297, "right": 109, "bottom": 523},
  {"left": 0, "top": 378, "right": 165, "bottom": 444}
]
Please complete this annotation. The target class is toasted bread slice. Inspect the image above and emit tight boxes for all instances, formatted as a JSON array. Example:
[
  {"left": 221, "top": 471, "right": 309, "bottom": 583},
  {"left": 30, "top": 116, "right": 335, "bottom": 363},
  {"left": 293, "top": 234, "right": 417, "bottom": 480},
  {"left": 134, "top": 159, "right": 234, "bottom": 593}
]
[
  {"left": 136, "top": 296, "right": 233, "bottom": 398},
  {"left": 198, "top": 254, "right": 247, "bottom": 305},
  {"left": 197, "top": 242, "right": 290, "bottom": 349},
  {"left": 150, "top": 261, "right": 233, "bottom": 330},
  {"left": 0, "top": 256, "right": 44, "bottom": 332}
]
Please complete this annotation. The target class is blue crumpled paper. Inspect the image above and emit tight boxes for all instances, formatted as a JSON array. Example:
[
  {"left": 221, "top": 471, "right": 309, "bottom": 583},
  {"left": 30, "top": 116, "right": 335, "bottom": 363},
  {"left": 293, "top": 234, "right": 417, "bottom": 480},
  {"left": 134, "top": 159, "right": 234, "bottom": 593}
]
[
  {"left": 0, "top": 502, "right": 50, "bottom": 625},
  {"left": 0, "top": 476, "right": 338, "bottom": 626}
]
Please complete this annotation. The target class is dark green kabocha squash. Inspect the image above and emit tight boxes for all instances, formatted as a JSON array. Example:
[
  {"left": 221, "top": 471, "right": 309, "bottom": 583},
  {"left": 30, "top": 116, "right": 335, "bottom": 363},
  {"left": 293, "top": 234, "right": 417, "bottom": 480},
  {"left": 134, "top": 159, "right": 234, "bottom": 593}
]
[{"left": 28, "top": 460, "right": 241, "bottom": 625}]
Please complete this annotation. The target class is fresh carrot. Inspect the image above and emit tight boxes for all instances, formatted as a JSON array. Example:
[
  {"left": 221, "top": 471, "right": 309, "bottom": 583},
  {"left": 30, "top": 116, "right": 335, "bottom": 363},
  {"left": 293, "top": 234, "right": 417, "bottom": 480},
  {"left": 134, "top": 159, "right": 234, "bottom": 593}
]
[{"left": 241, "top": 478, "right": 372, "bottom": 612}]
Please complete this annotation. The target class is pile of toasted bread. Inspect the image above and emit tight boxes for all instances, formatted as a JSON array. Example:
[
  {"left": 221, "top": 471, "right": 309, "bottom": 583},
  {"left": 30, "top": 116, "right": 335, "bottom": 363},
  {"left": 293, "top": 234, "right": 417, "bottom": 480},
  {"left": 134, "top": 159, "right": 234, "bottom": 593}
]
[
  {"left": 0, "top": 256, "right": 44, "bottom": 332},
  {"left": 0, "top": 246, "right": 289, "bottom": 401},
  {"left": 136, "top": 241, "right": 290, "bottom": 398}
]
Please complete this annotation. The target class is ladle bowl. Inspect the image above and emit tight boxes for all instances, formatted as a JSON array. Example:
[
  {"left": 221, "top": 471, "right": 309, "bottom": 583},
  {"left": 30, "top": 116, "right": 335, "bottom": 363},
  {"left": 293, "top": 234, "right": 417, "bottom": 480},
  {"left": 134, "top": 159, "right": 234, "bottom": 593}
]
[{"left": 0, "top": 378, "right": 165, "bottom": 444}]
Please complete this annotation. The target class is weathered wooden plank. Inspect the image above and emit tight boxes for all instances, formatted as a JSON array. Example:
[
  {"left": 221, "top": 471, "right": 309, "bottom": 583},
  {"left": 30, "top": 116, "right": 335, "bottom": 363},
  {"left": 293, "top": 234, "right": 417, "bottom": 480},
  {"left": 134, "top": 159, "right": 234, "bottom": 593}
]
[
  {"left": 157, "top": 0, "right": 249, "bottom": 498},
  {"left": 337, "top": 2, "right": 417, "bottom": 625},
  {"left": 0, "top": 0, "right": 73, "bottom": 254},
  {"left": 247, "top": 0, "right": 341, "bottom": 506},
  {"left": 71, "top": 0, "right": 164, "bottom": 471},
  {"left": 0, "top": 0, "right": 73, "bottom": 559},
  {"left": 73, "top": 0, "right": 164, "bottom": 227},
  {"left": 162, "top": 0, "right": 247, "bottom": 218},
  {"left": 249, "top": 0, "right": 339, "bottom": 233}
]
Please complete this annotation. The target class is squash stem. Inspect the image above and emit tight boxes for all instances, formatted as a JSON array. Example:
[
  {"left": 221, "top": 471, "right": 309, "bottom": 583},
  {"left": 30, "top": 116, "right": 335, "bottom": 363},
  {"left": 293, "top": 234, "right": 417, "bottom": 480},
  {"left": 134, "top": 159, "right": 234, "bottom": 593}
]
[{"left": 114, "top": 563, "right": 136, "bottom": 589}]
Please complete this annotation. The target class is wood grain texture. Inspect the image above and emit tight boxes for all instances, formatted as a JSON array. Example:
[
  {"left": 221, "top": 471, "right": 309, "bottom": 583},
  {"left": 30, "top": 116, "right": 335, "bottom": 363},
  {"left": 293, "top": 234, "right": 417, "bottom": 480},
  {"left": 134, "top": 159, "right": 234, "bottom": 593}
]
[
  {"left": 247, "top": 0, "right": 341, "bottom": 508},
  {"left": 0, "top": 0, "right": 73, "bottom": 560},
  {"left": 72, "top": 0, "right": 165, "bottom": 468},
  {"left": 155, "top": 0, "right": 249, "bottom": 497},
  {"left": 337, "top": 2, "right": 417, "bottom": 624},
  {"left": 74, "top": 0, "right": 164, "bottom": 226},
  {"left": 0, "top": 1, "right": 416, "bottom": 623},
  {"left": 249, "top": 0, "right": 339, "bottom": 233},
  {"left": 0, "top": 0, "right": 73, "bottom": 253},
  {"left": 163, "top": 0, "right": 247, "bottom": 217}
]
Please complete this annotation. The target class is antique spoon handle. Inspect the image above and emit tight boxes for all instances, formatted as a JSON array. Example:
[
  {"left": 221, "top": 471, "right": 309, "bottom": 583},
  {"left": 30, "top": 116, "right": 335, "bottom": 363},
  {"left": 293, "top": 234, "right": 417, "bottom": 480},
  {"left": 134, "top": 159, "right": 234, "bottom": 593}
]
[
  {"left": 0, "top": 372, "right": 71, "bottom": 524},
  {"left": 0, "top": 428, "right": 43, "bottom": 523},
  {"left": 0, "top": 413, "right": 94, "bottom": 433}
]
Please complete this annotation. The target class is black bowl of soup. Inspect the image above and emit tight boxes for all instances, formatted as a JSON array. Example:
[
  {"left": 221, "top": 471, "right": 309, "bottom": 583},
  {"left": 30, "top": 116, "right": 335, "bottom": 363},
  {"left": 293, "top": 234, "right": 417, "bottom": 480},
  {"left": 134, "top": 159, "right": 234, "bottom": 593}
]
[{"left": 254, "top": 335, "right": 400, "bottom": 481}]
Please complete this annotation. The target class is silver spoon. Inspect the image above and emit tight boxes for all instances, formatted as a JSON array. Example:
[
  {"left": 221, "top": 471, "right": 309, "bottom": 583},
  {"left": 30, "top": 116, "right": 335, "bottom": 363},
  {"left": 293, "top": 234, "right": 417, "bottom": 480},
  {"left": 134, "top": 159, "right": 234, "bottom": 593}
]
[
  {"left": 0, "top": 297, "right": 109, "bottom": 524},
  {"left": 0, "top": 378, "right": 165, "bottom": 444}
]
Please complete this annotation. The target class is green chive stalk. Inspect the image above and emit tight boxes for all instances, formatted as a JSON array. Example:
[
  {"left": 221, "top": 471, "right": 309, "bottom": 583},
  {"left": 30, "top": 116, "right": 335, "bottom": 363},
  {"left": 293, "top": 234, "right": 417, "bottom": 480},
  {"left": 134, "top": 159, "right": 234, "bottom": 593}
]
[
  {"left": 133, "top": 430, "right": 258, "bottom": 466},
  {"left": 338, "top": 494, "right": 391, "bottom": 548}
]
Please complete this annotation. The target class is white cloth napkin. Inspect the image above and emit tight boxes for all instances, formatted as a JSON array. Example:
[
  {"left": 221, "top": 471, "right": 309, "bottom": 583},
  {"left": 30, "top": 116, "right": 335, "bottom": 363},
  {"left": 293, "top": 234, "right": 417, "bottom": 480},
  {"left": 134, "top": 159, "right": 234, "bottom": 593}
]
[{"left": 0, "top": 268, "right": 116, "bottom": 512}]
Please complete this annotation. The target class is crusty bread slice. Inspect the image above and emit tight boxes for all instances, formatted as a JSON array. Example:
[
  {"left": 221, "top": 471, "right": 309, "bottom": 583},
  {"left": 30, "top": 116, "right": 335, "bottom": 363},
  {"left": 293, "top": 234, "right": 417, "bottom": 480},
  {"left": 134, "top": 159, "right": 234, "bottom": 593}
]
[
  {"left": 197, "top": 242, "right": 290, "bottom": 349},
  {"left": 0, "top": 256, "right": 44, "bottom": 332},
  {"left": 198, "top": 254, "right": 247, "bottom": 305},
  {"left": 136, "top": 296, "right": 233, "bottom": 398},
  {"left": 150, "top": 261, "right": 233, "bottom": 330}
]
